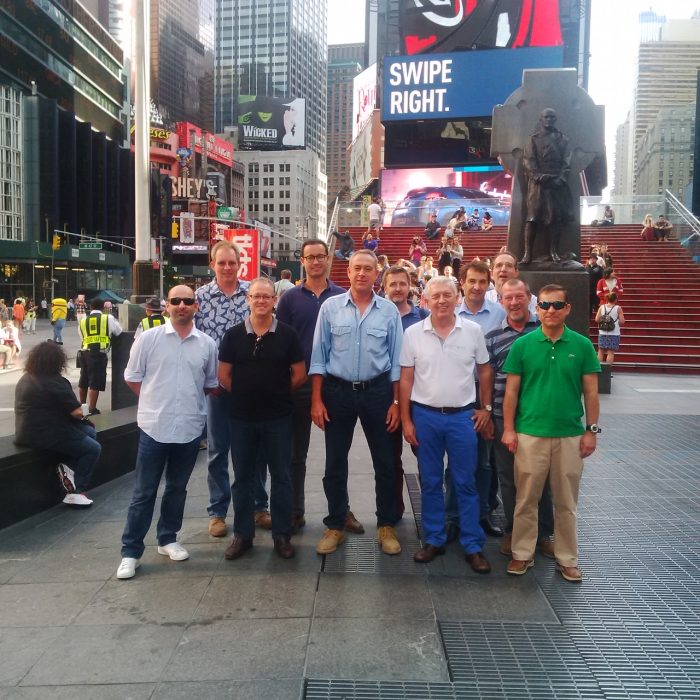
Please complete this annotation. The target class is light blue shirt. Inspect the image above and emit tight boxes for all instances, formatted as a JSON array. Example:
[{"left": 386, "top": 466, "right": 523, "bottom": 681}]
[
  {"left": 457, "top": 297, "right": 506, "bottom": 337},
  {"left": 309, "top": 291, "right": 402, "bottom": 382}
]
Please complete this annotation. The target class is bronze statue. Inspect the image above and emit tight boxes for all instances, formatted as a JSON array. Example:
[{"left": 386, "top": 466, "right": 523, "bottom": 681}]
[{"left": 521, "top": 108, "right": 574, "bottom": 264}]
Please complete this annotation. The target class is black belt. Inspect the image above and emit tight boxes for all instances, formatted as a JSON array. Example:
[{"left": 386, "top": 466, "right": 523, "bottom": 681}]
[
  {"left": 326, "top": 372, "right": 390, "bottom": 391},
  {"left": 411, "top": 401, "right": 476, "bottom": 415}
]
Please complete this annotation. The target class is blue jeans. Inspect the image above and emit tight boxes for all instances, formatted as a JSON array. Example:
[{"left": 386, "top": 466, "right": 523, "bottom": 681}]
[
  {"left": 121, "top": 431, "right": 201, "bottom": 558},
  {"left": 52, "top": 422, "right": 101, "bottom": 492},
  {"left": 52, "top": 318, "right": 65, "bottom": 343},
  {"left": 445, "top": 433, "right": 491, "bottom": 522},
  {"left": 321, "top": 376, "right": 398, "bottom": 529},
  {"left": 413, "top": 405, "right": 484, "bottom": 554},
  {"left": 229, "top": 416, "right": 293, "bottom": 539}
]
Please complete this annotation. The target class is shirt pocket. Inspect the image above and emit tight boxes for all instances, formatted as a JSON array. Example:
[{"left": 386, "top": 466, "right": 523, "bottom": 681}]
[
  {"left": 365, "top": 326, "right": 388, "bottom": 354},
  {"left": 330, "top": 325, "right": 352, "bottom": 352}
]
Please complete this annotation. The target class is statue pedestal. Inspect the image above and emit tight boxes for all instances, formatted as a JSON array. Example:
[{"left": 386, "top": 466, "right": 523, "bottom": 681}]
[{"left": 519, "top": 270, "right": 590, "bottom": 337}]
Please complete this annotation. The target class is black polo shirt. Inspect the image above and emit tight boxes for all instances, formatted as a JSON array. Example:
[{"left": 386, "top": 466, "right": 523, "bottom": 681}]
[{"left": 219, "top": 318, "right": 304, "bottom": 421}]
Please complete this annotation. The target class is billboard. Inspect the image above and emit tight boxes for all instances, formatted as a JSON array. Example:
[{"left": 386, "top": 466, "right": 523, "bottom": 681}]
[
  {"left": 237, "top": 96, "right": 306, "bottom": 149},
  {"left": 174, "top": 122, "right": 233, "bottom": 167},
  {"left": 349, "top": 111, "right": 384, "bottom": 194},
  {"left": 352, "top": 64, "right": 378, "bottom": 142},
  {"left": 401, "top": 0, "right": 564, "bottom": 55},
  {"left": 209, "top": 227, "right": 261, "bottom": 280},
  {"left": 383, "top": 46, "right": 562, "bottom": 122}
]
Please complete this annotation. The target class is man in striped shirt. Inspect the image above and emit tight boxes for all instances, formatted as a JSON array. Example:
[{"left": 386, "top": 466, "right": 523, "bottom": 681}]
[{"left": 484, "top": 278, "right": 554, "bottom": 559}]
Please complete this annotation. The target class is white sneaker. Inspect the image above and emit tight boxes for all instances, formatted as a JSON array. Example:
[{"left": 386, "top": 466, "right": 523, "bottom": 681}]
[
  {"left": 57, "top": 463, "right": 76, "bottom": 493},
  {"left": 117, "top": 557, "right": 140, "bottom": 579},
  {"left": 62, "top": 493, "right": 93, "bottom": 507},
  {"left": 157, "top": 542, "right": 189, "bottom": 561}
]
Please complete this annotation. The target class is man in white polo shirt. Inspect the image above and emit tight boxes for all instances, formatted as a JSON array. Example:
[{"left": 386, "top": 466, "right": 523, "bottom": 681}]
[
  {"left": 399, "top": 276, "right": 494, "bottom": 574},
  {"left": 117, "top": 285, "right": 219, "bottom": 579}
]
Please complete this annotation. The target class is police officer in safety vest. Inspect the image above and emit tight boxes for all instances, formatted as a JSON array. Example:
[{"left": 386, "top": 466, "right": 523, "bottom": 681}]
[
  {"left": 78, "top": 298, "right": 122, "bottom": 415},
  {"left": 134, "top": 297, "right": 166, "bottom": 339}
]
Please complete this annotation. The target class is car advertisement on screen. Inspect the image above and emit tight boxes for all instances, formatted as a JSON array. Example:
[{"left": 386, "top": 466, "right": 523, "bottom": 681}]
[
  {"left": 400, "top": 0, "right": 565, "bottom": 55},
  {"left": 380, "top": 166, "right": 512, "bottom": 227},
  {"left": 237, "top": 96, "right": 306, "bottom": 149}
]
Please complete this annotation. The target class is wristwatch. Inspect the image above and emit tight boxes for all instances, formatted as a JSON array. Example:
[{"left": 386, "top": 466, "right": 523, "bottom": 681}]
[
  {"left": 484, "top": 404, "right": 493, "bottom": 412},
  {"left": 392, "top": 399, "right": 399, "bottom": 406},
  {"left": 585, "top": 424, "right": 602, "bottom": 434}
]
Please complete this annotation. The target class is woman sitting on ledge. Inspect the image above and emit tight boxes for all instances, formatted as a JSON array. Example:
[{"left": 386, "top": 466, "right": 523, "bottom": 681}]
[{"left": 14, "top": 341, "right": 101, "bottom": 507}]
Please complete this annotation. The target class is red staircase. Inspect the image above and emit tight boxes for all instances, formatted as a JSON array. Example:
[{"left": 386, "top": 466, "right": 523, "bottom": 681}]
[{"left": 329, "top": 224, "right": 700, "bottom": 374}]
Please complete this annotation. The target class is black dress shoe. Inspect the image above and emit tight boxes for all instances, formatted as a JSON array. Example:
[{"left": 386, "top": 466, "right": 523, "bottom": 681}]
[
  {"left": 480, "top": 517, "right": 504, "bottom": 538},
  {"left": 414, "top": 544, "right": 446, "bottom": 563},
  {"left": 445, "top": 521, "right": 460, "bottom": 543},
  {"left": 224, "top": 536, "right": 253, "bottom": 560},
  {"left": 465, "top": 551, "right": 492, "bottom": 574},
  {"left": 273, "top": 536, "right": 295, "bottom": 559}
]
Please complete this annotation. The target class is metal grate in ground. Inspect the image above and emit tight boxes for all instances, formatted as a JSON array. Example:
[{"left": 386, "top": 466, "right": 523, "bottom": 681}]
[
  {"left": 405, "top": 473, "right": 423, "bottom": 540},
  {"left": 305, "top": 679, "right": 468, "bottom": 699},
  {"left": 321, "top": 535, "right": 425, "bottom": 575}
]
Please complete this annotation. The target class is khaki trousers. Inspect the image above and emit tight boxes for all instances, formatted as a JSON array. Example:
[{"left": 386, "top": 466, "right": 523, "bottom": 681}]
[{"left": 511, "top": 434, "right": 583, "bottom": 567}]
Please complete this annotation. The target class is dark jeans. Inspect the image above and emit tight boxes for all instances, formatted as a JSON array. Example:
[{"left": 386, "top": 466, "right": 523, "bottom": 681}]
[
  {"left": 121, "top": 431, "right": 201, "bottom": 558},
  {"left": 321, "top": 376, "right": 398, "bottom": 529},
  {"left": 392, "top": 428, "right": 406, "bottom": 518},
  {"left": 290, "top": 381, "right": 313, "bottom": 518},
  {"left": 493, "top": 417, "right": 553, "bottom": 537},
  {"left": 51, "top": 422, "right": 101, "bottom": 492},
  {"left": 229, "top": 415, "right": 293, "bottom": 539}
]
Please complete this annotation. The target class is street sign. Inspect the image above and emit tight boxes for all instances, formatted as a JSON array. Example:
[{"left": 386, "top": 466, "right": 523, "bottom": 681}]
[
  {"left": 177, "top": 147, "right": 191, "bottom": 158},
  {"left": 79, "top": 242, "right": 102, "bottom": 250},
  {"left": 217, "top": 206, "right": 240, "bottom": 221}
]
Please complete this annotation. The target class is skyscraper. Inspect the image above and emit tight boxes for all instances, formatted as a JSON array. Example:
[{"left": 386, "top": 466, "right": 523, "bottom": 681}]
[{"left": 215, "top": 0, "right": 327, "bottom": 163}]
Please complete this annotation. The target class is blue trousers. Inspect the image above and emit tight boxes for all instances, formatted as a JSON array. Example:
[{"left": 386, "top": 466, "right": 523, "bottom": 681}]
[
  {"left": 229, "top": 416, "right": 293, "bottom": 539},
  {"left": 121, "top": 431, "right": 200, "bottom": 558},
  {"left": 413, "top": 405, "right": 484, "bottom": 553},
  {"left": 321, "top": 377, "right": 398, "bottom": 529},
  {"left": 52, "top": 318, "right": 65, "bottom": 343},
  {"left": 50, "top": 422, "right": 101, "bottom": 492}
]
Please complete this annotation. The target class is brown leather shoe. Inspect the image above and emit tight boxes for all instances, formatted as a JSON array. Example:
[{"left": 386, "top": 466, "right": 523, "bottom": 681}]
[
  {"left": 557, "top": 563, "right": 582, "bottom": 582},
  {"left": 273, "top": 536, "right": 295, "bottom": 559},
  {"left": 499, "top": 532, "right": 512, "bottom": 557},
  {"left": 414, "top": 544, "right": 446, "bottom": 563},
  {"left": 507, "top": 558, "right": 534, "bottom": 576},
  {"left": 254, "top": 511, "right": 272, "bottom": 530},
  {"left": 208, "top": 516, "right": 227, "bottom": 538},
  {"left": 538, "top": 537, "right": 555, "bottom": 559},
  {"left": 344, "top": 511, "right": 365, "bottom": 534},
  {"left": 224, "top": 536, "right": 253, "bottom": 560},
  {"left": 465, "top": 551, "right": 491, "bottom": 574},
  {"left": 377, "top": 525, "right": 401, "bottom": 555},
  {"left": 316, "top": 528, "right": 345, "bottom": 554}
]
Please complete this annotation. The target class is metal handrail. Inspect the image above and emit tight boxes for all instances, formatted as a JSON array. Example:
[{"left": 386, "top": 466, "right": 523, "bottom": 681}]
[{"left": 664, "top": 189, "right": 700, "bottom": 237}]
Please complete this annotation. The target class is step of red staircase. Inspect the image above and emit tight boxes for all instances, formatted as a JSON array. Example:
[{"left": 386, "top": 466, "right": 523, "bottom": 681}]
[{"left": 330, "top": 224, "right": 700, "bottom": 374}]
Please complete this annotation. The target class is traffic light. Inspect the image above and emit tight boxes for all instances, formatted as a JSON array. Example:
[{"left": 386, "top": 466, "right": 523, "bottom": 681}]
[{"left": 52, "top": 233, "right": 61, "bottom": 250}]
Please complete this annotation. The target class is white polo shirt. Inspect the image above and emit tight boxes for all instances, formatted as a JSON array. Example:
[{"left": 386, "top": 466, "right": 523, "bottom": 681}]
[
  {"left": 124, "top": 321, "right": 218, "bottom": 443},
  {"left": 400, "top": 314, "right": 488, "bottom": 408}
]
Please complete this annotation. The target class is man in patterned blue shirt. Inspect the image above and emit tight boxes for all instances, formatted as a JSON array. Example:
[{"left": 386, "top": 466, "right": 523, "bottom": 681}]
[
  {"left": 310, "top": 249, "right": 403, "bottom": 557},
  {"left": 195, "top": 240, "right": 250, "bottom": 537}
]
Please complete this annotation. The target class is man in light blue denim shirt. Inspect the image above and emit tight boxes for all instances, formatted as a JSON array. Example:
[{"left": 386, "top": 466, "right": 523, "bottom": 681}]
[{"left": 310, "top": 249, "right": 403, "bottom": 557}]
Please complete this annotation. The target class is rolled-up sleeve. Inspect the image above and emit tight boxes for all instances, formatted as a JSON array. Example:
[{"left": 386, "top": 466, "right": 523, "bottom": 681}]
[
  {"left": 388, "top": 308, "right": 403, "bottom": 381},
  {"left": 204, "top": 336, "right": 219, "bottom": 388},
  {"left": 308, "top": 304, "right": 329, "bottom": 376}
]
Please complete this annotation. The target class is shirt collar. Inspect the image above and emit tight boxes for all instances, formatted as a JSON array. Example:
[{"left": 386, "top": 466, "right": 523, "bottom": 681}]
[
  {"left": 422, "top": 311, "right": 461, "bottom": 332},
  {"left": 500, "top": 317, "right": 539, "bottom": 331},
  {"left": 210, "top": 279, "right": 248, "bottom": 298},
  {"left": 536, "top": 325, "right": 570, "bottom": 342},
  {"left": 164, "top": 319, "right": 201, "bottom": 339},
  {"left": 344, "top": 290, "right": 379, "bottom": 309},
  {"left": 458, "top": 299, "right": 492, "bottom": 316},
  {"left": 245, "top": 317, "right": 278, "bottom": 334}
]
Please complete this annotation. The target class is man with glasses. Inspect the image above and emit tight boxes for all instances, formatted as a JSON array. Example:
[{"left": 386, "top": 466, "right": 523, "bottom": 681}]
[
  {"left": 195, "top": 241, "right": 250, "bottom": 538},
  {"left": 276, "top": 239, "right": 362, "bottom": 533},
  {"left": 117, "top": 286, "right": 218, "bottom": 579},
  {"left": 502, "top": 284, "right": 600, "bottom": 582},
  {"left": 310, "top": 249, "right": 403, "bottom": 556},
  {"left": 218, "top": 278, "right": 306, "bottom": 560}
]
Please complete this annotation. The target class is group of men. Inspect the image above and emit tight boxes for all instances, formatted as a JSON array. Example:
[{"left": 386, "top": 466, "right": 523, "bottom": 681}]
[{"left": 115, "top": 240, "right": 600, "bottom": 585}]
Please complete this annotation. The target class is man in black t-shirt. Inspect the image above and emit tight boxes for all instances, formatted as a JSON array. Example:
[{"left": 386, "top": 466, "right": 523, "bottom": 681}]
[{"left": 218, "top": 277, "right": 306, "bottom": 560}]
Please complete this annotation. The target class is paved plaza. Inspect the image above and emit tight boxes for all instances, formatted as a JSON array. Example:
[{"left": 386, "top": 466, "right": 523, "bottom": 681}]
[{"left": 0, "top": 323, "right": 699, "bottom": 698}]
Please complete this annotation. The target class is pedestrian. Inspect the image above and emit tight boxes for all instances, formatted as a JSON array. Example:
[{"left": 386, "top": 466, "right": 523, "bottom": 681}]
[
  {"left": 135, "top": 297, "right": 166, "bottom": 339},
  {"left": 595, "top": 292, "right": 625, "bottom": 366},
  {"left": 50, "top": 297, "right": 68, "bottom": 344},
  {"left": 117, "top": 285, "right": 219, "bottom": 579},
  {"left": 218, "top": 278, "right": 306, "bottom": 560}
]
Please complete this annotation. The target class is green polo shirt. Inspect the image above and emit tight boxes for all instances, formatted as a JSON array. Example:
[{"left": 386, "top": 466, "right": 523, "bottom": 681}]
[{"left": 503, "top": 326, "right": 600, "bottom": 437}]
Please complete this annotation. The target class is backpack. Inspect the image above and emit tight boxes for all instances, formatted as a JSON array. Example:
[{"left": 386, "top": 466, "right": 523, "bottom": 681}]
[{"left": 598, "top": 305, "right": 616, "bottom": 332}]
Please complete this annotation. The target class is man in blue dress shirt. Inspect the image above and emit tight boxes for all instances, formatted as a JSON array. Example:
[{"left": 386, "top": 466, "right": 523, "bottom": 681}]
[{"left": 310, "top": 250, "right": 403, "bottom": 556}]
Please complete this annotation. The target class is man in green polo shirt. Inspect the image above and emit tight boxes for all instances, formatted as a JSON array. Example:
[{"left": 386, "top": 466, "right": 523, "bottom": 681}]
[{"left": 501, "top": 284, "right": 600, "bottom": 583}]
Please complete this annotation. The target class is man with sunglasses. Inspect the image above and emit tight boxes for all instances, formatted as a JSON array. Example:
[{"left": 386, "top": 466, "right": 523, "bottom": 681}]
[
  {"left": 117, "top": 286, "right": 218, "bottom": 579},
  {"left": 502, "top": 284, "right": 600, "bottom": 583},
  {"left": 218, "top": 278, "right": 306, "bottom": 560},
  {"left": 195, "top": 241, "right": 250, "bottom": 538}
]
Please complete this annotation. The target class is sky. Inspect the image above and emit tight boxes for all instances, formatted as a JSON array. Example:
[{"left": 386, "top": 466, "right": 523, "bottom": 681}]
[{"left": 327, "top": 0, "right": 700, "bottom": 190}]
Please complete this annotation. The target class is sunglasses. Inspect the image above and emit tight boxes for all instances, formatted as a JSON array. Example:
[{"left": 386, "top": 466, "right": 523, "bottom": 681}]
[
  {"left": 538, "top": 300, "right": 567, "bottom": 311},
  {"left": 253, "top": 335, "right": 264, "bottom": 359},
  {"left": 168, "top": 297, "right": 195, "bottom": 306}
]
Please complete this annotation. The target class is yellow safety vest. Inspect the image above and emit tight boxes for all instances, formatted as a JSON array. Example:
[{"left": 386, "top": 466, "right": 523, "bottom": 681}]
[
  {"left": 80, "top": 313, "right": 110, "bottom": 351},
  {"left": 140, "top": 315, "right": 164, "bottom": 331}
]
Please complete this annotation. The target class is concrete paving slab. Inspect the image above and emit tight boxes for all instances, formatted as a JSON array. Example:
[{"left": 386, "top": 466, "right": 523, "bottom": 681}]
[
  {"left": 164, "top": 618, "right": 309, "bottom": 682},
  {"left": 0, "top": 628, "right": 63, "bottom": 687},
  {"left": 0, "top": 684, "right": 155, "bottom": 700},
  {"left": 74, "top": 576, "right": 210, "bottom": 626},
  {"left": 21, "top": 623, "right": 184, "bottom": 686},
  {"left": 193, "top": 572, "right": 318, "bottom": 620},
  {"left": 306, "top": 617, "right": 448, "bottom": 682},
  {"left": 151, "top": 679, "right": 303, "bottom": 700}
]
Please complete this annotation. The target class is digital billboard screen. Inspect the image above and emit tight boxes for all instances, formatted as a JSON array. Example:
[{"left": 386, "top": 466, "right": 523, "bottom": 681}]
[{"left": 237, "top": 96, "right": 305, "bottom": 150}]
